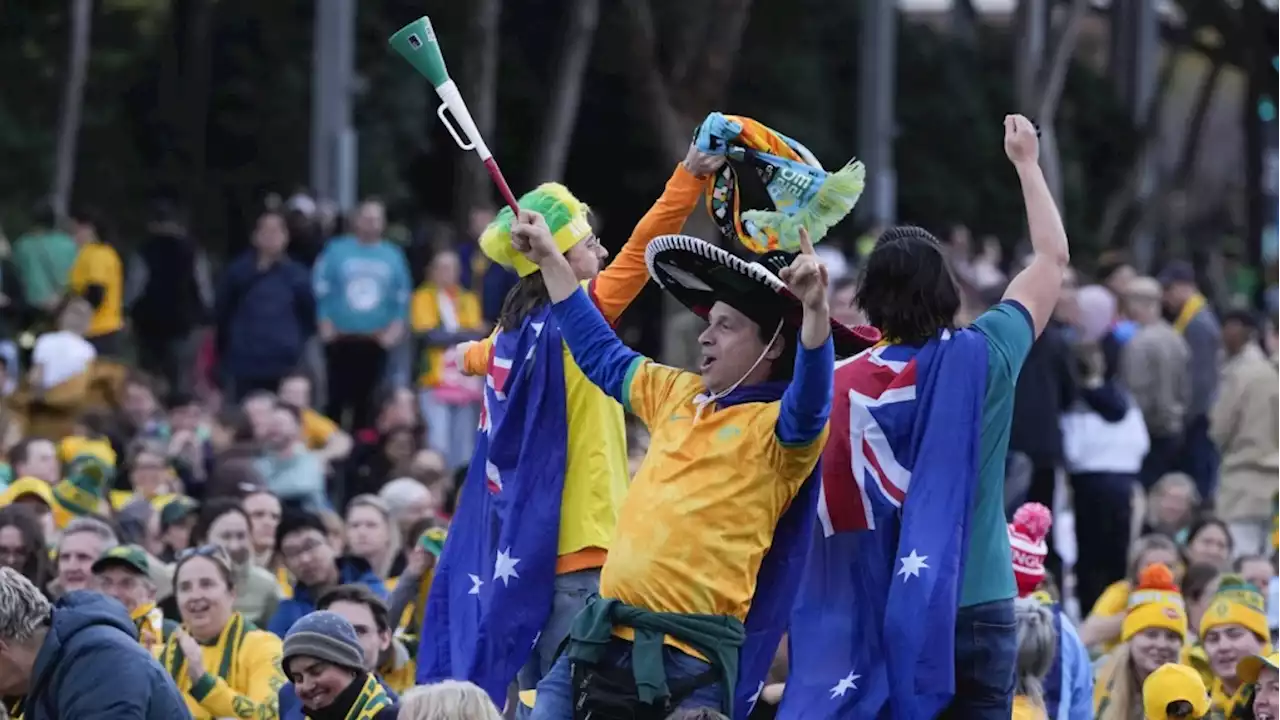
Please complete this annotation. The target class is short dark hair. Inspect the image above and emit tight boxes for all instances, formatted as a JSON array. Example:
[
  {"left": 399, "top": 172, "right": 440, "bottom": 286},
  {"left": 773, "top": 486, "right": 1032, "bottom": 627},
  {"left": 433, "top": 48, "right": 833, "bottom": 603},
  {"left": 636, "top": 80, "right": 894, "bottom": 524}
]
[
  {"left": 165, "top": 391, "right": 198, "bottom": 411},
  {"left": 1221, "top": 308, "right": 1258, "bottom": 331},
  {"left": 276, "top": 508, "right": 327, "bottom": 549},
  {"left": 1233, "top": 554, "right": 1277, "bottom": 574},
  {"left": 317, "top": 584, "right": 391, "bottom": 633},
  {"left": 274, "top": 401, "right": 303, "bottom": 424},
  {"left": 855, "top": 226, "right": 961, "bottom": 344},
  {"left": 9, "top": 437, "right": 53, "bottom": 470},
  {"left": 190, "top": 498, "right": 249, "bottom": 547}
]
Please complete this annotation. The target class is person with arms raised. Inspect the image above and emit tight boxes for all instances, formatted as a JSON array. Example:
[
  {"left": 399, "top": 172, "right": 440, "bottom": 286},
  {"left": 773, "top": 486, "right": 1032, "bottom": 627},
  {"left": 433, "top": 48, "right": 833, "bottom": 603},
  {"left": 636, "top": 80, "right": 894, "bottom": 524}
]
[
  {"left": 511, "top": 205, "right": 870, "bottom": 717},
  {"left": 785, "top": 114, "right": 1071, "bottom": 719}
]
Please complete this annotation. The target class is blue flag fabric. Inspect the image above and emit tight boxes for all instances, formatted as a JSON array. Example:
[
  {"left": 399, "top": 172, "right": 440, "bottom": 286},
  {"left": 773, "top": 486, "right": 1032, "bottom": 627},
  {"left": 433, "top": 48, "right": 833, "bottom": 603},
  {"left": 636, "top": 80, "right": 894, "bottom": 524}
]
[
  {"left": 734, "top": 474, "right": 820, "bottom": 719},
  {"left": 780, "top": 329, "right": 989, "bottom": 720},
  {"left": 416, "top": 305, "right": 569, "bottom": 706}
]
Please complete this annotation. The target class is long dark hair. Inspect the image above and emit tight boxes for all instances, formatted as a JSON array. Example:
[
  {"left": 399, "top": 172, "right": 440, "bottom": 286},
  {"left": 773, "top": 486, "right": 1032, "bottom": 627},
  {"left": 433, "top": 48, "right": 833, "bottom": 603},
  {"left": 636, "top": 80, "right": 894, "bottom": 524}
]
[
  {"left": 497, "top": 274, "right": 551, "bottom": 330},
  {"left": 0, "top": 505, "right": 52, "bottom": 592},
  {"left": 855, "top": 226, "right": 961, "bottom": 344}
]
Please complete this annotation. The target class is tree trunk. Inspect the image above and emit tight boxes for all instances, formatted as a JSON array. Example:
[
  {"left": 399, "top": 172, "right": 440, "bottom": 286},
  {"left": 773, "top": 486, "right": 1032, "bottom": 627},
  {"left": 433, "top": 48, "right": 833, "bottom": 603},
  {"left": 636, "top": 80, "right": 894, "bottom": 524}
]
[
  {"left": 1123, "top": 57, "right": 1226, "bottom": 248},
  {"left": 454, "top": 0, "right": 501, "bottom": 222},
  {"left": 950, "top": 0, "right": 979, "bottom": 45},
  {"left": 51, "top": 0, "right": 94, "bottom": 220},
  {"left": 1015, "top": 0, "right": 1088, "bottom": 204},
  {"left": 532, "top": 0, "right": 600, "bottom": 184},
  {"left": 182, "top": 0, "right": 215, "bottom": 219},
  {"left": 1094, "top": 54, "right": 1177, "bottom": 250},
  {"left": 621, "top": 0, "right": 754, "bottom": 163}
]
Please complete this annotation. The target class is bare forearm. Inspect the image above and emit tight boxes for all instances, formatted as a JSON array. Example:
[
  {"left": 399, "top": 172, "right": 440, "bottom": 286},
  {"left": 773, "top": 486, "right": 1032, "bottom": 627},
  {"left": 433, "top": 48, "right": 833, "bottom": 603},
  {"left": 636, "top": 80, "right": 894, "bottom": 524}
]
[
  {"left": 1016, "top": 162, "right": 1069, "bottom": 266},
  {"left": 800, "top": 301, "right": 831, "bottom": 350}
]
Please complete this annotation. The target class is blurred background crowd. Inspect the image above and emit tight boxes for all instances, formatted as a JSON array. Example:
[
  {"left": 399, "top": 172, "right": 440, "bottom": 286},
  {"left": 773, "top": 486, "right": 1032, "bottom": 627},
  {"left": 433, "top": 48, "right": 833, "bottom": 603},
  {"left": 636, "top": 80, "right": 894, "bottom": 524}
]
[{"left": 0, "top": 0, "right": 1276, "bottom": 718}]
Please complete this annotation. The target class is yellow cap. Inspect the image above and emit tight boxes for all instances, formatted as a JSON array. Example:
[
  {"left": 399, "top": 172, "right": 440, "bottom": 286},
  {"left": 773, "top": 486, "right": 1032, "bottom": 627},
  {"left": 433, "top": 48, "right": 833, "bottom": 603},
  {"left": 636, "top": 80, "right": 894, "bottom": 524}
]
[
  {"left": 0, "top": 477, "right": 56, "bottom": 509},
  {"left": 1237, "top": 652, "right": 1280, "bottom": 686},
  {"left": 1142, "top": 663, "right": 1210, "bottom": 720},
  {"left": 478, "top": 184, "right": 592, "bottom": 277}
]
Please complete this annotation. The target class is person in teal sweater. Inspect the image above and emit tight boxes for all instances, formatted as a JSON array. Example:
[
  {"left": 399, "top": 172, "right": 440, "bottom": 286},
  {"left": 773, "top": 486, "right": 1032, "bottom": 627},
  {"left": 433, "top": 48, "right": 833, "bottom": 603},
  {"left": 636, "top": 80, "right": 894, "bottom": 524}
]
[{"left": 312, "top": 199, "right": 411, "bottom": 429}]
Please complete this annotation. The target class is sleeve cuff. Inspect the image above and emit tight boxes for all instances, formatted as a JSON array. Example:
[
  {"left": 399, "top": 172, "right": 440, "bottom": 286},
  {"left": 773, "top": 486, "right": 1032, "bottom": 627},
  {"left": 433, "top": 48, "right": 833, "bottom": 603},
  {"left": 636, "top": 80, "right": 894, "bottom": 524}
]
[
  {"left": 1002, "top": 299, "right": 1033, "bottom": 332},
  {"left": 190, "top": 672, "right": 218, "bottom": 701}
]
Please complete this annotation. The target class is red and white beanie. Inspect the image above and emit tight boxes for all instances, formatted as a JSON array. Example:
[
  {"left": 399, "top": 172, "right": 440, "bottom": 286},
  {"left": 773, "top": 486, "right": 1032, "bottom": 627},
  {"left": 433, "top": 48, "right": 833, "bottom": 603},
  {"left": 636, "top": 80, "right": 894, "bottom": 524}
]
[{"left": 1008, "top": 502, "right": 1053, "bottom": 597}]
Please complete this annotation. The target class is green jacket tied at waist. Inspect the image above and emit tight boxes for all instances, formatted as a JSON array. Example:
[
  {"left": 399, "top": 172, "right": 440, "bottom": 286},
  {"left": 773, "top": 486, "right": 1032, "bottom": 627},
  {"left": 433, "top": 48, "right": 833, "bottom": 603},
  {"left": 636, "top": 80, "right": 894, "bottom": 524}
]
[{"left": 565, "top": 596, "right": 745, "bottom": 714}]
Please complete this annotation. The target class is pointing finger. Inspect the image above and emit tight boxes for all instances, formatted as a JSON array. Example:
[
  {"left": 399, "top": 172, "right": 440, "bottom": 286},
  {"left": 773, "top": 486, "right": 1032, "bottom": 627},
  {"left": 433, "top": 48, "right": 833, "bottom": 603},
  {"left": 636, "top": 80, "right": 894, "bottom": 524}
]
[{"left": 797, "top": 226, "right": 815, "bottom": 256}]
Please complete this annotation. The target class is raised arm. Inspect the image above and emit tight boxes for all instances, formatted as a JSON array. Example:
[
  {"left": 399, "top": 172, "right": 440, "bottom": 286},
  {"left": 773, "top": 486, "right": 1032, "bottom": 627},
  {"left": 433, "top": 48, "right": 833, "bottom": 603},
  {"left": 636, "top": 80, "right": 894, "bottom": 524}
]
[
  {"left": 1000, "top": 115, "right": 1071, "bottom": 339},
  {"left": 775, "top": 228, "right": 835, "bottom": 445},
  {"left": 589, "top": 147, "right": 720, "bottom": 324}
]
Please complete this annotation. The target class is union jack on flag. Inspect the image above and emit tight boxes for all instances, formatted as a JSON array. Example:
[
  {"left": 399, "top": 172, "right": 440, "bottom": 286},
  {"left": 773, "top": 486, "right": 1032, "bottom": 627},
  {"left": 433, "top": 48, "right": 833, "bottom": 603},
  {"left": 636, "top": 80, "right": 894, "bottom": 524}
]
[
  {"left": 819, "top": 346, "right": 919, "bottom": 535},
  {"left": 781, "top": 331, "right": 991, "bottom": 720}
]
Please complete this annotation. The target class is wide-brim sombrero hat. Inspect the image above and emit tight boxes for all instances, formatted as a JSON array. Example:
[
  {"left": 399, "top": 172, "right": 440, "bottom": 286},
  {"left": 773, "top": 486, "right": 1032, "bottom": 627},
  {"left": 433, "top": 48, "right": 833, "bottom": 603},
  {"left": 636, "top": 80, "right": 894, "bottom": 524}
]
[{"left": 645, "top": 234, "right": 879, "bottom": 359}]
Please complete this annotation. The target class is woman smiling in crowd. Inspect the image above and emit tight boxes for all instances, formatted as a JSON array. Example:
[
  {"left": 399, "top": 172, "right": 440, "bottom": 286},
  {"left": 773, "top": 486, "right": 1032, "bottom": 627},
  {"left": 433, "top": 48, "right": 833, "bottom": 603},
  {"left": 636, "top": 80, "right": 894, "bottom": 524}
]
[
  {"left": 1094, "top": 564, "right": 1189, "bottom": 720},
  {"left": 162, "top": 544, "right": 286, "bottom": 719}
]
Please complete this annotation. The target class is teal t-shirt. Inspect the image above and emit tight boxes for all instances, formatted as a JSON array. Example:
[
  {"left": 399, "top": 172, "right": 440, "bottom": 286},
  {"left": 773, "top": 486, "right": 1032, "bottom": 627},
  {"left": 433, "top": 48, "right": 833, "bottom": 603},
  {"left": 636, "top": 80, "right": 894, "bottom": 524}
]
[{"left": 960, "top": 300, "right": 1035, "bottom": 607}]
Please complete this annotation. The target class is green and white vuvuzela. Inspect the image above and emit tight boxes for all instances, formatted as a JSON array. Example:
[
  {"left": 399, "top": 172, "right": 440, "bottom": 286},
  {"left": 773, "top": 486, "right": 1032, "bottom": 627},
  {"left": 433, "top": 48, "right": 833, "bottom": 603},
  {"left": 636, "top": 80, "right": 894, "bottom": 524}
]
[{"left": 389, "top": 16, "right": 520, "bottom": 213}]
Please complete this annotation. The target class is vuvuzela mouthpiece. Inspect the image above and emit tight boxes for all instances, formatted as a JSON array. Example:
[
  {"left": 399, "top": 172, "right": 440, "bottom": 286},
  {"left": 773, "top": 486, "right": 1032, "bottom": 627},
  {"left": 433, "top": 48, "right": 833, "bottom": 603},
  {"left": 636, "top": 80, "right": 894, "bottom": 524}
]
[{"left": 389, "top": 17, "right": 450, "bottom": 88}]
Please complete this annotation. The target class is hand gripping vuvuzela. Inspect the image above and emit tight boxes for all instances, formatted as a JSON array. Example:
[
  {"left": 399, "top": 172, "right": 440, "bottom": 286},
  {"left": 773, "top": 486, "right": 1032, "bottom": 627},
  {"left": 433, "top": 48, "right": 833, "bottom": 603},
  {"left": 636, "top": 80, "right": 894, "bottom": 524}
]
[{"left": 389, "top": 17, "right": 521, "bottom": 214}]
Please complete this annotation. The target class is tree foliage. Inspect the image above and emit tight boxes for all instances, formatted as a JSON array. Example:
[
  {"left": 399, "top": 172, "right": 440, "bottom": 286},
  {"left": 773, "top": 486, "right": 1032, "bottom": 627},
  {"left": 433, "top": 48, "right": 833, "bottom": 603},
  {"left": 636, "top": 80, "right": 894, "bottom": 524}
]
[{"left": 0, "top": 0, "right": 1137, "bottom": 264}]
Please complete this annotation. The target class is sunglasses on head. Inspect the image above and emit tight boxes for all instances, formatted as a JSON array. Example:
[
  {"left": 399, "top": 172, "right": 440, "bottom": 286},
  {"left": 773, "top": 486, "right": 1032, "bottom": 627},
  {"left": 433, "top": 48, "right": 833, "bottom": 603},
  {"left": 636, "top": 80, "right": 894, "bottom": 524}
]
[{"left": 176, "top": 544, "right": 232, "bottom": 566}]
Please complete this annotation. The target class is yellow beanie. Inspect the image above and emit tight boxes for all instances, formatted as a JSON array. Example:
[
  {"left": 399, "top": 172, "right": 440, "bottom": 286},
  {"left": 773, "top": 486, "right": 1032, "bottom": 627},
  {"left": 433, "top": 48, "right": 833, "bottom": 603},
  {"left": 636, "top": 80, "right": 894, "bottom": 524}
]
[
  {"left": 478, "top": 184, "right": 592, "bottom": 277},
  {"left": 1122, "top": 563, "right": 1188, "bottom": 642},
  {"left": 1199, "top": 575, "right": 1269, "bottom": 642},
  {"left": 1142, "top": 663, "right": 1211, "bottom": 720}
]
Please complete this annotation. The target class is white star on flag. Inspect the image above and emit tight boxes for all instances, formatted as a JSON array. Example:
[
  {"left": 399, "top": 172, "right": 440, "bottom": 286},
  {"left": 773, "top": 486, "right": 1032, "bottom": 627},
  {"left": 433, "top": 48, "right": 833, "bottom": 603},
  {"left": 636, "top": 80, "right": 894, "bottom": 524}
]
[
  {"left": 897, "top": 549, "right": 929, "bottom": 581},
  {"left": 494, "top": 548, "right": 521, "bottom": 587},
  {"left": 747, "top": 681, "right": 765, "bottom": 713},
  {"left": 468, "top": 574, "right": 484, "bottom": 595},
  {"left": 829, "top": 671, "right": 860, "bottom": 698}
]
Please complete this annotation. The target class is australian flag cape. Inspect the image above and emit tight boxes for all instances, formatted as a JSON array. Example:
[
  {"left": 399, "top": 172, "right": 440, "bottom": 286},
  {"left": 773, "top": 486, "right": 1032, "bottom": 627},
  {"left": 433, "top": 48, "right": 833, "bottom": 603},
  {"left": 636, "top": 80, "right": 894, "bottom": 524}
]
[
  {"left": 710, "top": 380, "right": 823, "bottom": 720},
  {"left": 416, "top": 304, "right": 568, "bottom": 706},
  {"left": 780, "top": 329, "right": 989, "bottom": 720}
]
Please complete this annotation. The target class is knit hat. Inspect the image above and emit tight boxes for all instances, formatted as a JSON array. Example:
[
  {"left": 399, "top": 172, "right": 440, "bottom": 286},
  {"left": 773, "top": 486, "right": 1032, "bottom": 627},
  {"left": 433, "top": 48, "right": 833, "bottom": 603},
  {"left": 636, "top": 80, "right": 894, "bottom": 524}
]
[
  {"left": 1236, "top": 651, "right": 1279, "bottom": 686},
  {"left": 91, "top": 544, "right": 150, "bottom": 576},
  {"left": 1199, "top": 574, "right": 1268, "bottom": 642},
  {"left": 51, "top": 455, "right": 113, "bottom": 523},
  {"left": 1008, "top": 502, "right": 1052, "bottom": 597},
  {"left": 58, "top": 436, "right": 117, "bottom": 467},
  {"left": 417, "top": 526, "right": 447, "bottom": 558},
  {"left": 282, "top": 611, "right": 367, "bottom": 673},
  {"left": 478, "top": 184, "right": 592, "bottom": 277},
  {"left": 1122, "top": 563, "right": 1188, "bottom": 642},
  {"left": 1142, "top": 663, "right": 1211, "bottom": 720}
]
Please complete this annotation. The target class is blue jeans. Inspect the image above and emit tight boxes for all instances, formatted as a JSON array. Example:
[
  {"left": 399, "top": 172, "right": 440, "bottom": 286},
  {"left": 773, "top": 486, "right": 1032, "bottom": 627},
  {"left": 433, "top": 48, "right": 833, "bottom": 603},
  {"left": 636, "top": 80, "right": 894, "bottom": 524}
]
[
  {"left": 941, "top": 598, "right": 1016, "bottom": 719},
  {"left": 1179, "top": 415, "right": 1219, "bottom": 503},
  {"left": 515, "top": 569, "right": 600, "bottom": 720},
  {"left": 419, "top": 390, "right": 480, "bottom": 470},
  {"left": 529, "top": 638, "right": 724, "bottom": 719}
]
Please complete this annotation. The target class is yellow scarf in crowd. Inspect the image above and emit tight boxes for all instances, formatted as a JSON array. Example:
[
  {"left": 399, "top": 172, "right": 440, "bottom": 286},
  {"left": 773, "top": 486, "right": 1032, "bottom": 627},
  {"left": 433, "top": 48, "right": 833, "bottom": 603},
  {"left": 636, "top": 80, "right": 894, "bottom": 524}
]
[
  {"left": 1209, "top": 676, "right": 1252, "bottom": 719},
  {"left": 131, "top": 602, "right": 168, "bottom": 652},
  {"left": 1173, "top": 292, "right": 1207, "bottom": 335},
  {"left": 3, "top": 696, "right": 23, "bottom": 720},
  {"left": 311, "top": 673, "right": 393, "bottom": 720}
]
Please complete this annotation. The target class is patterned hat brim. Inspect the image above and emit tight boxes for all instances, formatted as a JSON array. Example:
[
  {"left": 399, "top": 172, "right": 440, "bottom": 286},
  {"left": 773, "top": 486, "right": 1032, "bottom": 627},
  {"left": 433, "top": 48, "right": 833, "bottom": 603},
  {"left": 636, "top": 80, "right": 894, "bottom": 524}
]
[{"left": 644, "top": 234, "right": 877, "bottom": 359}]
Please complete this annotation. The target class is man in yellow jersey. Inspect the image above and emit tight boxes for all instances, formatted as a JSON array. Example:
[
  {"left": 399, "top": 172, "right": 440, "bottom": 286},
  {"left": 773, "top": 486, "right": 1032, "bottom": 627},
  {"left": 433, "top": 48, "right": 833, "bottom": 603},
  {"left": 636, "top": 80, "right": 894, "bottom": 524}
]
[
  {"left": 65, "top": 208, "right": 124, "bottom": 357},
  {"left": 513, "top": 211, "right": 873, "bottom": 718},
  {"left": 421, "top": 141, "right": 729, "bottom": 709}
]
